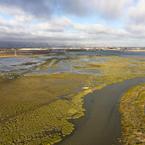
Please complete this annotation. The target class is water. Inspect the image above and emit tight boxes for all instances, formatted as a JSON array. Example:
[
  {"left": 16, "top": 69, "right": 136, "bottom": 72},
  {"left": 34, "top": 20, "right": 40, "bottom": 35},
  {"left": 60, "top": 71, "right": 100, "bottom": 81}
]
[
  {"left": 0, "top": 57, "right": 42, "bottom": 72},
  {"left": 1, "top": 50, "right": 145, "bottom": 73},
  {"left": 58, "top": 77, "right": 145, "bottom": 145}
]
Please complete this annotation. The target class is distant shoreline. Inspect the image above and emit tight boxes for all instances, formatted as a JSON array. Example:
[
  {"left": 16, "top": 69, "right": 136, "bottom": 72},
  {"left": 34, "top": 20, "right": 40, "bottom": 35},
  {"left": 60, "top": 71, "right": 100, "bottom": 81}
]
[
  {"left": 126, "top": 49, "right": 145, "bottom": 52},
  {"left": 0, "top": 54, "right": 25, "bottom": 58},
  {"left": 0, "top": 54, "right": 17, "bottom": 58},
  {"left": 1, "top": 49, "right": 145, "bottom": 58}
]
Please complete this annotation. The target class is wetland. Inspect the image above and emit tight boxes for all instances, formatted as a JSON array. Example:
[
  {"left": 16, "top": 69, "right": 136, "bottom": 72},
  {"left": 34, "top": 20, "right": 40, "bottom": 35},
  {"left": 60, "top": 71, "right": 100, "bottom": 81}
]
[{"left": 0, "top": 50, "right": 145, "bottom": 145}]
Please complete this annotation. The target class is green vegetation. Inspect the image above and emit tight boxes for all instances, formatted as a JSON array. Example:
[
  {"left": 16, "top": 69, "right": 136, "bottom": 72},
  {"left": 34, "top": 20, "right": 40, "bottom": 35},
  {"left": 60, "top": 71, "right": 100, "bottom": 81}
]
[
  {"left": 1, "top": 55, "right": 145, "bottom": 145},
  {"left": 120, "top": 84, "right": 145, "bottom": 145},
  {"left": 0, "top": 73, "right": 98, "bottom": 145}
]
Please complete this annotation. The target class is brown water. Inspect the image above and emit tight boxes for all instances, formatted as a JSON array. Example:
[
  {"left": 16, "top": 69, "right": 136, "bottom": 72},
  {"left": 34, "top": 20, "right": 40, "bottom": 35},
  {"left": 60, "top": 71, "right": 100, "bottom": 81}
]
[{"left": 58, "top": 77, "right": 145, "bottom": 145}]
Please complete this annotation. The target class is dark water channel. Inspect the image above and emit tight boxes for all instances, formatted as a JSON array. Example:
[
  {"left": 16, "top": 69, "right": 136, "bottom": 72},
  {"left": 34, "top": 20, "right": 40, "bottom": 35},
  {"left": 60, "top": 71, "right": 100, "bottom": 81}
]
[{"left": 58, "top": 77, "right": 145, "bottom": 145}]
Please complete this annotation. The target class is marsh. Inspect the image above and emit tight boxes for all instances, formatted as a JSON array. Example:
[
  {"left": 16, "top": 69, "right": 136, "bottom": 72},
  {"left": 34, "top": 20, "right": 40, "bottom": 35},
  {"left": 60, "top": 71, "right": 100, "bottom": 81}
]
[{"left": 0, "top": 51, "right": 145, "bottom": 145}]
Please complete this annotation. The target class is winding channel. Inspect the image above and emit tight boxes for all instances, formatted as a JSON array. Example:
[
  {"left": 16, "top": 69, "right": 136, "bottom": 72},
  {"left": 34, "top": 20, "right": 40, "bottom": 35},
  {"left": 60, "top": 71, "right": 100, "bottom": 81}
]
[{"left": 57, "top": 77, "right": 145, "bottom": 145}]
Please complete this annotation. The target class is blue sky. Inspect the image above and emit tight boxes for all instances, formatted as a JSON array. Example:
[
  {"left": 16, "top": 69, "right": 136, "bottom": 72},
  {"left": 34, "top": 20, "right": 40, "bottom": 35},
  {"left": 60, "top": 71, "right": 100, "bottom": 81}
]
[{"left": 0, "top": 0, "right": 145, "bottom": 47}]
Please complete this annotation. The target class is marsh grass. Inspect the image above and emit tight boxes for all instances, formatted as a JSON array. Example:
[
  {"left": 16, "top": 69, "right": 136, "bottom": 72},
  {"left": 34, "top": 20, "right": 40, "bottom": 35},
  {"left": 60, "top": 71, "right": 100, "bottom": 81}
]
[
  {"left": 0, "top": 73, "right": 97, "bottom": 145},
  {"left": 120, "top": 84, "right": 145, "bottom": 145}
]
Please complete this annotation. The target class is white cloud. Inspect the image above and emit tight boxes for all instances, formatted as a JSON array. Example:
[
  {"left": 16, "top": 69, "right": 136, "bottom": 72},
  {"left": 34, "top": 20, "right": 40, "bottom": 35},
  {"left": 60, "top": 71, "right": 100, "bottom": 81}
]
[
  {"left": 0, "top": 0, "right": 133, "bottom": 19},
  {"left": 73, "top": 23, "right": 129, "bottom": 38},
  {"left": 0, "top": 0, "right": 145, "bottom": 47},
  {"left": 91, "top": 0, "right": 132, "bottom": 19},
  {"left": 128, "top": 0, "right": 145, "bottom": 24},
  {"left": 125, "top": 0, "right": 145, "bottom": 36}
]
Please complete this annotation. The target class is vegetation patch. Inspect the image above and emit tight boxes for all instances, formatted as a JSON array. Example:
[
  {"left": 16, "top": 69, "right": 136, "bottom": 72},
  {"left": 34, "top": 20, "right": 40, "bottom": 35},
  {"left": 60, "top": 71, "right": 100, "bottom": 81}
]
[
  {"left": 120, "top": 84, "right": 145, "bottom": 145},
  {"left": 0, "top": 73, "right": 99, "bottom": 145}
]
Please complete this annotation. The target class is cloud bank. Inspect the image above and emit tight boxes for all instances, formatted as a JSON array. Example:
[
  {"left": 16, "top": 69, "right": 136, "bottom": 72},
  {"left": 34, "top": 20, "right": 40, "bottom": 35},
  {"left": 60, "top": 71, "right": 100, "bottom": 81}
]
[{"left": 0, "top": 0, "right": 145, "bottom": 47}]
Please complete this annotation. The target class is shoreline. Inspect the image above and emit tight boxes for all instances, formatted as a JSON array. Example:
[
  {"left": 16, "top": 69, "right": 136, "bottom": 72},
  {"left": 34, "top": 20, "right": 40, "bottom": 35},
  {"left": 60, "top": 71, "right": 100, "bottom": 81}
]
[
  {"left": 126, "top": 50, "right": 145, "bottom": 52},
  {"left": 0, "top": 54, "right": 24, "bottom": 58}
]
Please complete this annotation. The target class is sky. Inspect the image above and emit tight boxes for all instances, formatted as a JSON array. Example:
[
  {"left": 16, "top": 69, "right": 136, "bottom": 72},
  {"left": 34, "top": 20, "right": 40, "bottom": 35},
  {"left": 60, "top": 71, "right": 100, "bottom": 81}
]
[{"left": 0, "top": 0, "right": 145, "bottom": 47}]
